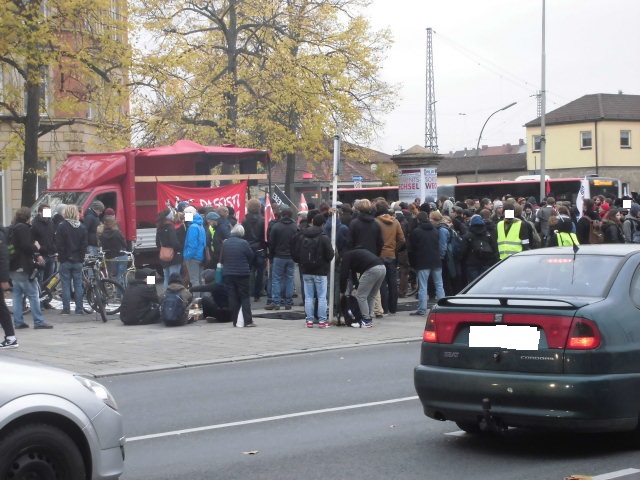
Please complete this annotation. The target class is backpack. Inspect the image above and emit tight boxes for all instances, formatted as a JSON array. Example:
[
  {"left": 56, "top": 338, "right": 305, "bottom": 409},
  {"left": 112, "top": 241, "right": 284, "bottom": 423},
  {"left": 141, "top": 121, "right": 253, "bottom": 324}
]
[
  {"left": 469, "top": 232, "right": 494, "bottom": 259},
  {"left": 524, "top": 220, "right": 542, "bottom": 249},
  {"left": 339, "top": 295, "right": 362, "bottom": 327},
  {"left": 4, "top": 225, "right": 16, "bottom": 261},
  {"left": 161, "top": 290, "right": 186, "bottom": 326},
  {"left": 296, "top": 235, "right": 322, "bottom": 266},
  {"left": 588, "top": 218, "right": 604, "bottom": 244}
]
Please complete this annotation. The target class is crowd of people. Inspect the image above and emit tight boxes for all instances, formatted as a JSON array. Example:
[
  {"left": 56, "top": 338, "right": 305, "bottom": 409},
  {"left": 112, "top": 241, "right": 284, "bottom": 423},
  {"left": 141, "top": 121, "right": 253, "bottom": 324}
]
[{"left": 2, "top": 188, "right": 639, "bottom": 347}]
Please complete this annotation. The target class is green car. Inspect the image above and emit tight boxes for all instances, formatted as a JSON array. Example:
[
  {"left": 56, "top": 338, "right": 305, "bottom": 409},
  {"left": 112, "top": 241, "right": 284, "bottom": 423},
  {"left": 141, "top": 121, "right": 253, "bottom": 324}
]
[{"left": 414, "top": 245, "right": 640, "bottom": 435}]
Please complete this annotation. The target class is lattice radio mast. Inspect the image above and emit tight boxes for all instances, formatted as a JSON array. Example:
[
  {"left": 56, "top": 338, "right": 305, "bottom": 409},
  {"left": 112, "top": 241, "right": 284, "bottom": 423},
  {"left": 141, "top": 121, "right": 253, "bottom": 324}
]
[{"left": 425, "top": 27, "right": 438, "bottom": 153}]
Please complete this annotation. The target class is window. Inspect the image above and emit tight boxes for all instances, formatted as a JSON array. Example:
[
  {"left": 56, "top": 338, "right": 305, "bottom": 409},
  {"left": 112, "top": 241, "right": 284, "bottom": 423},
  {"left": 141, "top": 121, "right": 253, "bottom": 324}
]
[
  {"left": 621, "top": 130, "right": 631, "bottom": 148},
  {"left": 580, "top": 131, "right": 592, "bottom": 149},
  {"left": 532, "top": 135, "right": 541, "bottom": 152},
  {"left": 35, "top": 158, "right": 50, "bottom": 198}
]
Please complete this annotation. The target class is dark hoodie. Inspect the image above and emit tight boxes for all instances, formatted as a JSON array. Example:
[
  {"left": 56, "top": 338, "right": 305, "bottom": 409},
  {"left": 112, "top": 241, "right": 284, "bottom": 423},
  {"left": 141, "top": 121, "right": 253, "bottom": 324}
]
[
  {"left": 268, "top": 216, "right": 298, "bottom": 259},
  {"left": 348, "top": 212, "right": 383, "bottom": 255},
  {"left": 460, "top": 221, "right": 499, "bottom": 266},
  {"left": 408, "top": 220, "right": 441, "bottom": 270},
  {"left": 297, "top": 225, "right": 334, "bottom": 276},
  {"left": 55, "top": 219, "right": 88, "bottom": 264}
]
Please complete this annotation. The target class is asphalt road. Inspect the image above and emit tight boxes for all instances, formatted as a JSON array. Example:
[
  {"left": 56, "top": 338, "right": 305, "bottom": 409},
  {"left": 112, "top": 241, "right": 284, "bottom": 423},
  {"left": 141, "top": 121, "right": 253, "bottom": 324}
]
[{"left": 104, "top": 343, "right": 640, "bottom": 480}]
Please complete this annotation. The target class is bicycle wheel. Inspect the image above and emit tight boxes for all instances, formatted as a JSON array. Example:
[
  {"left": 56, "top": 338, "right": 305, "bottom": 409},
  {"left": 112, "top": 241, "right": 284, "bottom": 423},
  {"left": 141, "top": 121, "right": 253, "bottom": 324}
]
[
  {"left": 92, "top": 281, "right": 107, "bottom": 322},
  {"left": 99, "top": 279, "right": 124, "bottom": 315}
]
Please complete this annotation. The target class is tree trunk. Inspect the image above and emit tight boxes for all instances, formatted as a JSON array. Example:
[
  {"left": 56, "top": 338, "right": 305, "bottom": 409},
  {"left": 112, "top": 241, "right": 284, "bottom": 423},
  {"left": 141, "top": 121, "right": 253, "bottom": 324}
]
[
  {"left": 284, "top": 152, "right": 296, "bottom": 202},
  {"left": 21, "top": 80, "right": 41, "bottom": 207}
]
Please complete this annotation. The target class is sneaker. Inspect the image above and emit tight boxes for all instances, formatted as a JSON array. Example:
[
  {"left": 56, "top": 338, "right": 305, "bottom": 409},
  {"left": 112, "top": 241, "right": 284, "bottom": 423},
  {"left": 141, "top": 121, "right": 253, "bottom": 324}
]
[
  {"left": 410, "top": 311, "right": 425, "bottom": 316},
  {"left": 374, "top": 313, "right": 384, "bottom": 319},
  {"left": 318, "top": 321, "right": 330, "bottom": 329},
  {"left": 285, "top": 305, "right": 292, "bottom": 310},
  {"left": 14, "top": 323, "right": 29, "bottom": 329},
  {"left": 60, "top": 310, "right": 71, "bottom": 316},
  {"left": 306, "top": 321, "right": 314, "bottom": 328},
  {"left": 245, "top": 323, "right": 256, "bottom": 327},
  {"left": 34, "top": 323, "right": 54, "bottom": 329},
  {"left": 265, "top": 304, "right": 280, "bottom": 311},
  {"left": 0, "top": 337, "right": 18, "bottom": 349},
  {"left": 362, "top": 319, "right": 373, "bottom": 328}
]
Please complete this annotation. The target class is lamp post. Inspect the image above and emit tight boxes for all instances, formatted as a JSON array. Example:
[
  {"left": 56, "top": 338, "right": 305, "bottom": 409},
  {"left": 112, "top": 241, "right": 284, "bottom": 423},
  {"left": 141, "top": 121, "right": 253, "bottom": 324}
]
[{"left": 474, "top": 101, "right": 517, "bottom": 182}]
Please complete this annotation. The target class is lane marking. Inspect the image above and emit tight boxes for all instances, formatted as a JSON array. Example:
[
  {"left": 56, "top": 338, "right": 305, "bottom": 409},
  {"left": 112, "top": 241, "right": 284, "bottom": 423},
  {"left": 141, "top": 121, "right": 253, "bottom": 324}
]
[
  {"left": 127, "top": 396, "right": 420, "bottom": 442},
  {"left": 593, "top": 469, "right": 640, "bottom": 480}
]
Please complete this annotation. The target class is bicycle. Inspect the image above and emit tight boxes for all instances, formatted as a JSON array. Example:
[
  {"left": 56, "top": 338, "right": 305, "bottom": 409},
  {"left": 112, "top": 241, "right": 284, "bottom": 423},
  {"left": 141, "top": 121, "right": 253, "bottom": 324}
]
[{"left": 82, "top": 252, "right": 125, "bottom": 319}]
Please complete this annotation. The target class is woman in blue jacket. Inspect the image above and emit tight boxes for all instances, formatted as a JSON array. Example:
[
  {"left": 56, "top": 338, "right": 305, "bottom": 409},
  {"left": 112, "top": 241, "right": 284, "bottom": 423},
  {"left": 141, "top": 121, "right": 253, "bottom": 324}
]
[{"left": 183, "top": 211, "right": 206, "bottom": 294}]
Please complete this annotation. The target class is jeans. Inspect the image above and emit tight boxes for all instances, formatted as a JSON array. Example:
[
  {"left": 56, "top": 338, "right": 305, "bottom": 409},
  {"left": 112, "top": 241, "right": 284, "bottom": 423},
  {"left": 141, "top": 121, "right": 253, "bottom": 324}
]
[
  {"left": 107, "top": 255, "right": 128, "bottom": 287},
  {"left": 0, "top": 294, "right": 14, "bottom": 337},
  {"left": 355, "top": 265, "right": 386, "bottom": 320},
  {"left": 60, "top": 262, "right": 84, "bottom": 313},
  {"left": 163, "top": 264, "right": 181, "bottom": 289},
  {"left": 303, "top": 274, "right": 328, "bottom": 322},
  {"left": 379, "top": 257, "right": 399, "bottom": 313},
  {"left": 271, "top": 257, "right": 295, "bottom": 307},
  {"left": 10, "top": 271, "right": 46, "bottom": 326},
  {"left": 466, "top": 264, "right": 490, "bottom": 284},
  {"left": 417, "top": 268, "right": 445, "bottom": 314},
  {"left": 37, "top": 255, "right": 57, "bottom": 290},
  {"left": 185, "top": 258, "right": 202, "bottom": 297}
]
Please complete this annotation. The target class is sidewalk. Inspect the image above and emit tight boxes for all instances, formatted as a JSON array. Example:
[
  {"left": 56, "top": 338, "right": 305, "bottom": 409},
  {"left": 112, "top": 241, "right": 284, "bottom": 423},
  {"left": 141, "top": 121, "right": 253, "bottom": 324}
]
[{"left": 2, "top": 296, "right": 425, "bottom": 378}]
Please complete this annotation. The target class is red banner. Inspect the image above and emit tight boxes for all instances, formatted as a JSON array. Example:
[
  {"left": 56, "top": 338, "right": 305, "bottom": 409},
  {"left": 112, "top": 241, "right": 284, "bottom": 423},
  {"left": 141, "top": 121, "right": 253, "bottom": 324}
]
[{"left": 157, "top": 182, "right": 248, "bottom": 222}]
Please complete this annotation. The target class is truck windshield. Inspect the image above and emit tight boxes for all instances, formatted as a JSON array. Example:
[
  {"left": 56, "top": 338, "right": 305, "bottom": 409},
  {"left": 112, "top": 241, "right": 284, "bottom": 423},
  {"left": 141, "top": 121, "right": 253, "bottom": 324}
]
[{"left": 32, "top": 192, "right": 90, "bottom": 215}]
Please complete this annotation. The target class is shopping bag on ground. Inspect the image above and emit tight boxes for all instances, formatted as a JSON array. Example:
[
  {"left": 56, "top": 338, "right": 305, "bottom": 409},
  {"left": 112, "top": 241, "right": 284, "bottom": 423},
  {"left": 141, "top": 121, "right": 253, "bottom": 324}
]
[{"left": 236, "top": 309, "right": 245, "bottom": 328}]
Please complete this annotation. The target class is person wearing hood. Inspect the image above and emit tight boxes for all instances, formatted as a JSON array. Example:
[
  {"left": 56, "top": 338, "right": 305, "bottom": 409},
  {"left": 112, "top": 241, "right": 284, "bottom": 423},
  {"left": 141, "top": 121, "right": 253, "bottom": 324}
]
[
  {"left": 119, "top": 268, "right": 160, "bottom": 325},
  {"left": 55, "top": 204, "right": 88, "bottom": 316},
  {"left": 460, "top": 214, "right": 499, "bottom": 283},
  {"left": 622, "top": 203, "right": 640, "bottom": 244},
  {"left": 242, "top": 199, "right": 267, "bottom": 301},
  {"left": 267, "top": 207, "right": 298, "bottom": 310},
  {"left": 548, "top": 215, "right": 579, "bottom": 247},
  {"left": 295, "top": 214, "right": 335, "bottom": 328},
  {"left": 183, "top": 210, "right": 206, "bottom": 294},
  {"left": 408, "top": 211, "right": 444, "bottom": 316},
  {"left": 84, "top": 200, "right": 105, "bottom": 256},
  {"left": 99, "top": 215, "right": 128, "bottom": 287},
  {"left": 348, "top": 199, "right": 383, "bottom": 256},
  {"left": 375, "top": 199, "right": 405, "bottom": 315}
]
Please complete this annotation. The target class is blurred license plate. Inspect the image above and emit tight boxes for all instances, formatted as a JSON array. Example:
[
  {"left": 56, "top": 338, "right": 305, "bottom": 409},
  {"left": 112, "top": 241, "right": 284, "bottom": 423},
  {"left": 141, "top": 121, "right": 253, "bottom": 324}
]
[{"left": 469, "top": 325, "right": 540, "bottom": 350}]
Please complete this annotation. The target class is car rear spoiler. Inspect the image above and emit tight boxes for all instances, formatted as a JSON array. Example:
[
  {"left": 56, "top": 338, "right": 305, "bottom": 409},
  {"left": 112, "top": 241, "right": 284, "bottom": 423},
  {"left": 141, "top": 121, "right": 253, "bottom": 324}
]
[{"left": 436, "top": 296, "right": 597, "bottom": 309}]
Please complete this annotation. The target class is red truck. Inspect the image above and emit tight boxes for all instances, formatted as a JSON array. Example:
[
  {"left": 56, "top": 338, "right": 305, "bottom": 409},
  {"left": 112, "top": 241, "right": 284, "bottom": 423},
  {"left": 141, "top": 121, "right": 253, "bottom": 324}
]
[{"left": 32, "top": 140, "right": 270, "bottom": 265}]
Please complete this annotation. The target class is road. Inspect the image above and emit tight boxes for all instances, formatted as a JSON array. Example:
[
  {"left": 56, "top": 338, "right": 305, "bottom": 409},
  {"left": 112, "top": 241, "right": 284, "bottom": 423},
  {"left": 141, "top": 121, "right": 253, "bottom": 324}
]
[{"left": 104, "top": 342, "right": 640, "bottom": 480}]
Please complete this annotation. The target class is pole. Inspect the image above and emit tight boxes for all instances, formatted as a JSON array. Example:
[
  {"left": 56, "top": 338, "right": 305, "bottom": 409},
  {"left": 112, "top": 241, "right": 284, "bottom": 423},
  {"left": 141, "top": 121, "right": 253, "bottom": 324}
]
[
  {"left": 474, "top": 101, "right": 517, "bottom": 182},
  {"left": 539, "top": 0, "right": 547, "bottom": 203},
  {"left": 328, "top": 133, "right": 340, "bottom": 325}
]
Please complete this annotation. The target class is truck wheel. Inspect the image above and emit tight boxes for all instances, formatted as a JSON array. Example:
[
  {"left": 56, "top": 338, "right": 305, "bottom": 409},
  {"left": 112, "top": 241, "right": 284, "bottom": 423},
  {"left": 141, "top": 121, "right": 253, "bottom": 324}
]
[{"left": 0, "top": 423, "right": 86, "bottom": 480}]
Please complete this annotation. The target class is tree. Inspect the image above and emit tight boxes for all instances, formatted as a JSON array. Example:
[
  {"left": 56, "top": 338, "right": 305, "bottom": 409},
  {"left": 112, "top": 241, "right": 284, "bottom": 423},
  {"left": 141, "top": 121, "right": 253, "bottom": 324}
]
[
  {"left": 130, "top": 0, "right": 395, "bottom": 193},
  {"left": 0, "top": 0, "right": 130, "bottom": 206}
]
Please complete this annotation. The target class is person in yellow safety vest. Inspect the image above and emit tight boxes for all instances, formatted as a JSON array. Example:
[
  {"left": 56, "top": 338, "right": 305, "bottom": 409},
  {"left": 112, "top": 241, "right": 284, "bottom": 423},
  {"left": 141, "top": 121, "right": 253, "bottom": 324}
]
[
  {"left": 496, "top": 203, "right": 531, "bottom": 260},
  {"left": 548, "top": 215, "right": 580, "bottom": 247}
]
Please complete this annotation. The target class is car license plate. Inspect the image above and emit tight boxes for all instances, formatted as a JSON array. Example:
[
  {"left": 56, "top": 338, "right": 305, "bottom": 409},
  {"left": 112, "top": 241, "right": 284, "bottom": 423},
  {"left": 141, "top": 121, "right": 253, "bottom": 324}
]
[{"left": 469, "top": 325, "right": 540, "bottom": 350}]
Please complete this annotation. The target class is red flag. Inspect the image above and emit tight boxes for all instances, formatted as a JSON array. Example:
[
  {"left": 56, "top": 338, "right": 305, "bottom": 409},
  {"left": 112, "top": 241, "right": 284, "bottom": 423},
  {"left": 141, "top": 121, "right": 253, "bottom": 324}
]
[
  {"left": 545, "top": 178, "right": 551, "bottom": 196},
  {"left": 299, "top": 193, "right": 308, "bottom": 213},
  {"left": 264, "top": 195, "right": 274, "bottom": 242}
]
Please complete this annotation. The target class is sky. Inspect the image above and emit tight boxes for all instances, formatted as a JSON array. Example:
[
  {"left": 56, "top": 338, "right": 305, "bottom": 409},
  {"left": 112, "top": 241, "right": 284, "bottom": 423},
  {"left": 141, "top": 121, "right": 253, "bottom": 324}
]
[{"left": 363, "top": 0, "right": 640, "bottom": 155}]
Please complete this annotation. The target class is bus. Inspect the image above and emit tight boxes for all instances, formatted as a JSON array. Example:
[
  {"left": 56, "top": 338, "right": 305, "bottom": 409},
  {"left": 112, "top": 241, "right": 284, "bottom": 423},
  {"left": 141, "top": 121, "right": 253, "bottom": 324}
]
[
  {"left": 436, "top": 176, "right": 622, "bottom": 204},
  {"left": 336, "top": 186, "right": 399, "bottom": 205}
]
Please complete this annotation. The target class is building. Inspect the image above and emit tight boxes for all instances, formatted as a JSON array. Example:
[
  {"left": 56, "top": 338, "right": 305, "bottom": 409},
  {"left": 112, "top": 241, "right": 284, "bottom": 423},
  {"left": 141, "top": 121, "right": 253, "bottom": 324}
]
[{"left": 525, "top": 93, "right": 640, "bottom": 190}]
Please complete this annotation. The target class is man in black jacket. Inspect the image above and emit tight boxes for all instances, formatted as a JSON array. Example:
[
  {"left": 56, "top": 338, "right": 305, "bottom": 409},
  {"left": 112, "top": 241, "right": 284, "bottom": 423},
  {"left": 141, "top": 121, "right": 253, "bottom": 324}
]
[
  {"left": 0, "top": 226, "right": 18, "bottom": 347},
  {"left": 267, "top": 207, "right": 298, "bottom": 310},
  {"left": 31, "top": 204, "right": 57, "bottom": 290},
  {"left": 84, "top": 200, "right": 104, "bottom": 255},
  {"left": 9, "top": 207, "right": 53, "bottom": 329},
  {"left": 120, "top": 268, "right": 160, "bottom": 325},
  {"left": 409, "top": 212, "right": 446, "bottom": 316},
  {"left": 339, "top": 246, "right": 386, "bottom": 328},
  {"left": 294, "top": 214, "right": 335, "bottom": 328},
  {"left": 55, "top": 205, "right": 88, "bottom": 315}
]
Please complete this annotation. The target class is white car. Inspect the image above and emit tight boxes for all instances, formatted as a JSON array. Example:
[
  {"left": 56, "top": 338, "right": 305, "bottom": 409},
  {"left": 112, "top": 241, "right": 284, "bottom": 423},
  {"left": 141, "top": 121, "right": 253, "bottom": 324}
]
[{"left": 0, "top": 357, "right": 125, "bottom": 479}]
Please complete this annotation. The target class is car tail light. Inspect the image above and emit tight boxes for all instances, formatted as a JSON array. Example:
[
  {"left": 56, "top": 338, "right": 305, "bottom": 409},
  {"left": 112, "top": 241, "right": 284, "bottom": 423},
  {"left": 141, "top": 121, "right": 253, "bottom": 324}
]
[
  {"left": 566, "top": 318, "right": 601, "bottom": 350},
  {"left": 423, "top": 313, "right": 437, "bottom": 343}
]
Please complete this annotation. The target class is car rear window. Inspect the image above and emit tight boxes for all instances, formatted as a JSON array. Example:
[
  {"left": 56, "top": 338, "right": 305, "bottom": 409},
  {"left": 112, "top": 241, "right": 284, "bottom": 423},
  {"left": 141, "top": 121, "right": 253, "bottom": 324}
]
[{"left": 466, "top": 254, "right": 622, "bottom": 297}]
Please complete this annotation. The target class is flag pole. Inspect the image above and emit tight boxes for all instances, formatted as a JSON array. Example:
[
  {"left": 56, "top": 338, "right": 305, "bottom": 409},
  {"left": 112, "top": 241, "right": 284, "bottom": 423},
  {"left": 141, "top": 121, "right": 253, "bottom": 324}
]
[{"left": 329, "top": 133, "right": 340, "bottom": 325}]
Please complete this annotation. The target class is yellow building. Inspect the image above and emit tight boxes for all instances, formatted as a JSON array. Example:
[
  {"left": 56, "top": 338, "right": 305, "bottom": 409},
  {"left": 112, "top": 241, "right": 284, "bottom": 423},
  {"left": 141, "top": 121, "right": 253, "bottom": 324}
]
[{"left": 525, "top": 93, "right": 640, "bottom": 192}]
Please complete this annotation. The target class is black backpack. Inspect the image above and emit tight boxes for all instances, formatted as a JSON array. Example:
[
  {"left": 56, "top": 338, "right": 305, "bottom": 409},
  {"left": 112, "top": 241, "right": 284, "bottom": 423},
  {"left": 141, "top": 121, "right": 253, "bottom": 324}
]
[
  {"left": 296, "top": 235, "right": 322, "bottom": 266},
  {"left": 469, "top": 232, "right": 494, "bottom": 259},
  {"left": 161, "top": 290, "right": 186, "bottom": 326}
]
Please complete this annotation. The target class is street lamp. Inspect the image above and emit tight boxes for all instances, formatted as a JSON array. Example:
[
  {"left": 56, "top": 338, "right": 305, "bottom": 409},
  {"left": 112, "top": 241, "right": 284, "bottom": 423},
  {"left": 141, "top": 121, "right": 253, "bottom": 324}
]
[{"left": 474, "top": 101, "right": 517, "bottom": 182}]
